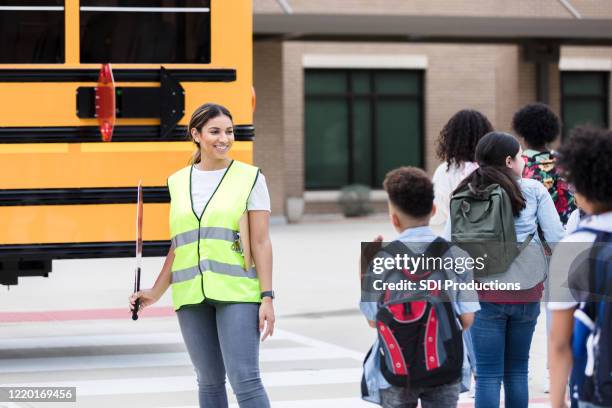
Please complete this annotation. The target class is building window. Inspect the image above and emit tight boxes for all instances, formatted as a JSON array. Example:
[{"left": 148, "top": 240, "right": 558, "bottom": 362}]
[
  {"left": 305, "top": 69, "right": 424, "bottom": 190},
  {"left": 80, "top": 0, "right": 210, "bottom": 63},
  {"left": 0, "top": 1, "right": 65, "bottom": 63},
  {"left": 561, "top": 72, "right": 609, "bottom": 139}
]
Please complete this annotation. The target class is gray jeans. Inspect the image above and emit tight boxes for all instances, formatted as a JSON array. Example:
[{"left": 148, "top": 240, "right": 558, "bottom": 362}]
[
  {"left": 380, "top": 380, "right": 461, "bottom": 408},
  {"left": 176, "top": 300, "right": 270, "bottom": 408}
]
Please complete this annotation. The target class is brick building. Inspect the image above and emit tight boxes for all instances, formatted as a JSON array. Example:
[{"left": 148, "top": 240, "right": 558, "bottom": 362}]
[{"left": 251, "top": 0, "right": 612, "bottom": 221}]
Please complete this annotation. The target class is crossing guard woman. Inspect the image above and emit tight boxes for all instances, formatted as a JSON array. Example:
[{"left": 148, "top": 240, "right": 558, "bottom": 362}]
[{"left": 129, "top": 103, "right": 274, "bottom": 408}]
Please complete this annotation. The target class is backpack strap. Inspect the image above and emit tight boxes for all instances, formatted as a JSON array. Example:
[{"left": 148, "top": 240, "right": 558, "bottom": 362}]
[
  {"left": 518, "top": 231, "right": 536, "bottom": 252},
  {"left": 424, "top": 237, "right": 451, "bottom": 259},
  {"left": 379, "top": 238, "right": 450, "bottom": 270},
  {"left": 377, "top": 237, "right": 451, "bottom": 306},
  {"left": 380, "top": 240, "right": 418, "bottom": 260},
  {"left": 528, "top": 150, "right": 553, "bottom": 163},
  {"left": 574, "top": 228, "right": 612, "bottom": 301},
  {"left": 591, "top": 231, "right": 612, "bottom": 296},
  {"left": 575, "top": 226, "right": 599, "bottom": 235}
]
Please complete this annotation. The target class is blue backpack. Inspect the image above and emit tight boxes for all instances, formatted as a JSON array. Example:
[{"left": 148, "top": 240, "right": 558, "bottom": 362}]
[{"left": 571, "top": 229, "right": 612, "bottom": 406}]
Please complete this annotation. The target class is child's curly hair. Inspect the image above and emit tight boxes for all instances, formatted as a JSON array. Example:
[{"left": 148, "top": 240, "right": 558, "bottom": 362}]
[
  {"left": 512, "top": 103, "right": 560, "bottom": 148},
  {"left": 557, "top": 126, "right": 612, "bottom": 206},
  {"left": 383, "top": 167, "right": 434, "bottom": 218},
  {"left": 436, "top": 109, "right": 493, "bottom": 168}
]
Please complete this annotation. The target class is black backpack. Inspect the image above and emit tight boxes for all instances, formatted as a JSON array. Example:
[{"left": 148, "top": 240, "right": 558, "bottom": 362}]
[{"left": 375, "top": 238, "right": 463, "bottom": 388}]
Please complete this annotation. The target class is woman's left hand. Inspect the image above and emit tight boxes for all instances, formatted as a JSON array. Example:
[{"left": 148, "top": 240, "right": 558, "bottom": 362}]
[{"left": 259, "top": 298, "right": 275, "bottom": 342}]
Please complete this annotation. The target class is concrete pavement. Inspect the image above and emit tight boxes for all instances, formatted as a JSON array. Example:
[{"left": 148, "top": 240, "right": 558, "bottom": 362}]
[{"left": 0, "top": 215, "right": 551, "bottom": 407}]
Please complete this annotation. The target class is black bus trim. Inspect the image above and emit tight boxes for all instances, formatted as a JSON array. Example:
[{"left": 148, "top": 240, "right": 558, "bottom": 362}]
[
  {"left": 0, "top": 68, "right": 236, "bottom": 82},
  {"left": 0, "top": 186, "right": 171, "bottom": 206},
  {"left": 0, "top": 241, "right": 171, "bottom": 259},
  {"left": 0, "top": 124, "right": 255, "bottom": 143}
]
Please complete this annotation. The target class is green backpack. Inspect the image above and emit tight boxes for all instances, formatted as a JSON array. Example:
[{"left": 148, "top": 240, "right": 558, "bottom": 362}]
[{"left": 450, "top": 183, "right": 532, "bottom": 278}]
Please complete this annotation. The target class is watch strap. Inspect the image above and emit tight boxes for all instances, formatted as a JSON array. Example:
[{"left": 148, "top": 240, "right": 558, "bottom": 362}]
[{"left": 261, "top": 290, "right": 275, "bottom": 299}]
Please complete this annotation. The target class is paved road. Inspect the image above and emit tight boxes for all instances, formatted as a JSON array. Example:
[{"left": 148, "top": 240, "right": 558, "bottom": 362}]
[{"left": 0, "top": 216, "right": 552, "bottom": 407}]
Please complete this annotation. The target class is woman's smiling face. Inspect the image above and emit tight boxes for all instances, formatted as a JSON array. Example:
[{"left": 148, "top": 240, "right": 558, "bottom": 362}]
[{"left": 192, "top": 114, "right": 234, "bottom": 161}]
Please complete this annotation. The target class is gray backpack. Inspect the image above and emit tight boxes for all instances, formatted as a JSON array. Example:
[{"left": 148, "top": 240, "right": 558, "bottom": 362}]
[{"left": 450, "top": 183, "right": 532, "bottom": 278}]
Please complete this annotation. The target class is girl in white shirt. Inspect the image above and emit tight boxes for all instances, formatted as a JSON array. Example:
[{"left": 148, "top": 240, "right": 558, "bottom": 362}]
[{"left": 431, "top": 109, "right": 493, "bottom": 226}]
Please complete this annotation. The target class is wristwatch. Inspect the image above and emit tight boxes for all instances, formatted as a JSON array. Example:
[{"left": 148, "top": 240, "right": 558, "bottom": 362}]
[{"left": 261, "top": 290, "right": 275, "bottom": 300}]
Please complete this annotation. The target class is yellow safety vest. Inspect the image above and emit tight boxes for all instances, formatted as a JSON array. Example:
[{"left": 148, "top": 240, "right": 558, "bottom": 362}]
[{"left": 167, "top": 160, "right": 261, "bottom": 310}]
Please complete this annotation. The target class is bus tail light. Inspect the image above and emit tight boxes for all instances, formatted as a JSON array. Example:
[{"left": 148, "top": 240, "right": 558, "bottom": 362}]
[{"left": 95, "top": 63, "right": 116, "bottom": 142}]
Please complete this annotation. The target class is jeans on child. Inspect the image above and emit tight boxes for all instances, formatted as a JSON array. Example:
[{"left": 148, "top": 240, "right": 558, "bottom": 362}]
[
  {"left": 462, "top": 329, "right": 477, "bottom": 392},
  {"left": 176, "top": 300, "right": 270, "bottom": 408},
  {"left": 470, "top": 302, "right": 540, "bottom": 408}
]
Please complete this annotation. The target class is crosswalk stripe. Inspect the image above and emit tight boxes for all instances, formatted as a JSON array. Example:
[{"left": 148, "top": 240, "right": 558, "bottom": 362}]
[
  {"left": 0, "top": 332, "right": 184, "bottom": 349},
  {"left": 0, "top": 327, "right": 554, "bottom": 408},
  {"left": 239, "top": 399, "right": 372, "bottom": 408},
  {"left": 167, "top": 400, "right": 373, "bottom": 408},
  {"left": 272, "top": 330, "right": 364, "bottom": 360},
  {"left": 7, "top": 368, "right": 362, "bottom": 396},
  {"left": 0, "top": 329, "right": 339, "bottom": 351},
  {"left": 0, "top": 346, "right": 360, "bottom": 375},
  {"left": 152, "top": 397, "right": 551, "bottom": 408}
]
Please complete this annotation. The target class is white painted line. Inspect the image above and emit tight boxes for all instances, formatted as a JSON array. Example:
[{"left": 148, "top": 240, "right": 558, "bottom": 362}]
[
  {"left": 0, "top": 347, "right": 358, "bottom": 375},
  {"left": 0, "top": 332, "right": 184, "bottom": 349},
  {"left": 80, "top": 7, "right": 209, "bottom": 13},
  {"left": 266, "top": 368, "right": 361, "bottom": 388},
  {"left": 8, "top": 368, "right": 362, "bottom": 396},
  {"left": 169, "top": 401, "right": 373, "bottom": 408},
  {"left": 0, "top": 6, "right": 63, "bottom": 11},
  {"left": 273, "top": 329, "right": 364, "bottom": 360},
  {"left": 0, "top": 352, "right": 190, "bottom": 375},
  {"left": 240, "top": 399, "right": 372, "bottom": 408},
  {"left": 458, "top": 392, "right": 471, "bottom": 402},
  {"left": 0, "top": 329, "right": 305, "bottom": 350}
]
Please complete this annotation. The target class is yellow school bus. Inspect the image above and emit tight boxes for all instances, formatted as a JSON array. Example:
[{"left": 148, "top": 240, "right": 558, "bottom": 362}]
[{"left": 0, "top": 0, "right": 254, "bottom": 285}]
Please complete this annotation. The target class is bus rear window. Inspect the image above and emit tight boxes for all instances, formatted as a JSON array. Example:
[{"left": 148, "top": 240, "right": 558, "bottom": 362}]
[
  {"left": 0, "top": 1, "right": 65, "bottom": 63},
  {"left": 80, "top": 0, "right": 211, "bottom": 64}
]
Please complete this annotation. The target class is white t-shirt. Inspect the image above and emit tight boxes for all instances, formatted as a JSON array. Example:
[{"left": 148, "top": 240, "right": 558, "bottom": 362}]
[
  {"left": 191, "top": 165, "right": 271, "bottom": 217},
  {"left": 566, "top": 208, "right": 582, "bottom": 234},
  {"left": 430, "top": 161, "right": 479, "bottom": 226},
  {"left": 547, "top": 211, "right": 612, "bottom": 311}
]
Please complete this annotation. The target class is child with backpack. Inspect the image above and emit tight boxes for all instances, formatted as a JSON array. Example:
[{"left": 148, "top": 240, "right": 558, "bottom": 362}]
[
  {"left": 513, "top": 102, "right": 576, "bottom": 394},
  {"left": 445, "top": 131, "right": 566, "bottom": 407},
  {"left": 360, "top": 167, "right": 480, "bottom": 408},
  {"left": 431, "top": 109, "right": 493, "bottom": 395},
  {"left": 548, "top": 127, "right": 612, "bottom": 408},
  {"left": 513, "top": 103, "right": 576, "bottom": 224}
]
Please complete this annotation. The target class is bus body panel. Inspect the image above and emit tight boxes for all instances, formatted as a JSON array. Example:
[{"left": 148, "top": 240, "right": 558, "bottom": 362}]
[
  {"left": 0, "top": 142, "right": 252, "bottom": 189},
  {"left": 1, "top": 203, "right": 170, "bottom": 245},
  {"left": 0, "top": 0, "right": 254, "bottom": 285}
]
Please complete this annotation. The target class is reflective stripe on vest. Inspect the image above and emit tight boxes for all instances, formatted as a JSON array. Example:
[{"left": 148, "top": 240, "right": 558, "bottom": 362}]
[
  {"left": 167, "top": 160, "right": 261, "bottom": 310},
  {"left": 171, "top": 226, "right": 239, "bottom": 248},
  {"left": 171, "top": 260, "right": 257, "bottom": 283}
]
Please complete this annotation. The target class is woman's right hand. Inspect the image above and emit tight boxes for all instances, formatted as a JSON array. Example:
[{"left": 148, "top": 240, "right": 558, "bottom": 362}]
[{"left": 129, "top": 288, "right": 161, "bottom": 312}]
